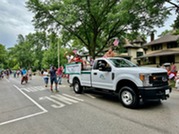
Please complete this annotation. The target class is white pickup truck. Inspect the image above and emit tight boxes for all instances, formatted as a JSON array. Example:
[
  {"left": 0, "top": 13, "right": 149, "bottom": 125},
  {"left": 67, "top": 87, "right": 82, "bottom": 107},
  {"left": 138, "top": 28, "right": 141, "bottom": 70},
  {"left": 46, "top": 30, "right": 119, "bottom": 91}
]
[{"left": 68, "top": 57, "right": 171, "bottom": 108}]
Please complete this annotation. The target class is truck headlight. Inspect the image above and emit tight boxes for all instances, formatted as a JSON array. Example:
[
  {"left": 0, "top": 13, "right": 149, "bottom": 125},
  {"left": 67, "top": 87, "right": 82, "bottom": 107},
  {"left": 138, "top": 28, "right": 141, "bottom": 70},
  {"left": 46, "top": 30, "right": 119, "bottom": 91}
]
[{"left": 139, "top": 73, "right": 152, "bottom": 87}]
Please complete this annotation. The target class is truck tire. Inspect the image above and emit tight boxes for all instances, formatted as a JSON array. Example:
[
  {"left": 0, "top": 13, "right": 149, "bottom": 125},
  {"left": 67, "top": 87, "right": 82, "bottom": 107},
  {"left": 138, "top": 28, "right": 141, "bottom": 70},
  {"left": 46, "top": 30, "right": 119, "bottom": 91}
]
[
  {"left": 73, "top": 79, "right": 83, "bottom": 94},
  {"left": 119, "top": 86, "right": 139, "bottom": 108}
]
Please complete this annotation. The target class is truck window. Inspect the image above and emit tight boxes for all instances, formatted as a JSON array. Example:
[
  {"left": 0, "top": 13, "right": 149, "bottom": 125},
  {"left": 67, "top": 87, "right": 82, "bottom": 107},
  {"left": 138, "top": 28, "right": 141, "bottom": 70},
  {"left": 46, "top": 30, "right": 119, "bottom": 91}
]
[
  {"left": 109, "top": 59, "right": 137, "bottom": 67},
  {"left": 93, "top": 60, "right": 106, "bottom": 70}
]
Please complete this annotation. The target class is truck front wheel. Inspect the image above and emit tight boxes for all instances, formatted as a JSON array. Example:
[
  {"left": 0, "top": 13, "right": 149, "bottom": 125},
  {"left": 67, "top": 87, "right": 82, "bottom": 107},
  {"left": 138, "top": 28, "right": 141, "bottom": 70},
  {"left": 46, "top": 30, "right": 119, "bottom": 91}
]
[
  {"left": 73, "top": 79, "right": 83, "bottom": 94},
  {"left": 119, "top": 86, "right": 139, "bottom": 108}
]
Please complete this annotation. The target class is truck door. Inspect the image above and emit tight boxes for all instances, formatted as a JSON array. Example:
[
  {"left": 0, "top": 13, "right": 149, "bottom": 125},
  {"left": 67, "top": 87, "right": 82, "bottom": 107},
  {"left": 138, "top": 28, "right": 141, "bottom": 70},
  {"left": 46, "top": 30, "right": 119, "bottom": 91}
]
[{"left": 92, "top": 60, "right": 113, "bottom": 90}]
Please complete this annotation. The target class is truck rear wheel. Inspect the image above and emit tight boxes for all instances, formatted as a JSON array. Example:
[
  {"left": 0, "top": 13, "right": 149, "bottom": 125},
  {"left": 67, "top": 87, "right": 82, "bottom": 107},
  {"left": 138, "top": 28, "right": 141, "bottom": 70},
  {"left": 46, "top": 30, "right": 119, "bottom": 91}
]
[
  {"left": 73, "top": 79, "right": 83, "bottom": 94},
  {"left": 119, "top": 86, "right": 139, "bottom": 108}
]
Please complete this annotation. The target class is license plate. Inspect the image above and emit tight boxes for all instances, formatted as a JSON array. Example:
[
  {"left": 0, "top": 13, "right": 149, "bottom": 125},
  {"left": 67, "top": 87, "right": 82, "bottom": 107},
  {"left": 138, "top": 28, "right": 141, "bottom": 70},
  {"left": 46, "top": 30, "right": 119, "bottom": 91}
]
[{"left": 165, "top": 89, "right": 170, "bottom": 95}]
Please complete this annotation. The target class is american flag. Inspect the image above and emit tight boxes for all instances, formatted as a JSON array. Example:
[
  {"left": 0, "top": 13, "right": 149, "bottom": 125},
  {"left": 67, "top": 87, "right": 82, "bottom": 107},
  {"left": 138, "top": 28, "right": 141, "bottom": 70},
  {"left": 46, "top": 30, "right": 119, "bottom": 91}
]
[
  {"left": 73, "top": 49, "right": 77, "bottom": 54},
  {"left": 113, "top": 39, "right": 119, "bottom": 46}
]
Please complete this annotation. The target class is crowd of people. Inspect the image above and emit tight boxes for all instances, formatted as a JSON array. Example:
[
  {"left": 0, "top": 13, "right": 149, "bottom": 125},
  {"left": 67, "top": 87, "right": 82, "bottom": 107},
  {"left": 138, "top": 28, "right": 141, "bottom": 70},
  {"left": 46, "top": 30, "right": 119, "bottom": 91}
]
[
  {"left": 0, "top": 69, "right": 12, "bottom": 79},
  {"left": 64, "top": 46, "right": 116, "bottom": 69},
  {"left": 0, "top": 68, "right": 31, "bottom": 85},
  {"left": 41, "top": 65, "right": 63, "bottom": 92}
]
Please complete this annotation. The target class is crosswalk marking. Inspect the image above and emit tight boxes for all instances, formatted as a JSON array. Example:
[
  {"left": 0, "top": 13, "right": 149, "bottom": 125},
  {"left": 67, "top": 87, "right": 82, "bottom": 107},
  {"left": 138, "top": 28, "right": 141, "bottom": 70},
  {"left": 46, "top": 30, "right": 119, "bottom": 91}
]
[
  {"left": 62, "top": 94, "right": 84, "bottom": 102},
  {"left": 21, "top": 88, "right": 30, "bottom": 92},
  {"left": 20, "top": 85, "right": 85, "bottom": 109},
  {"left": 59, "top": 85, "right": 68, "bottom": 88},
  {"left": 28, "top": 87, "right": 38, "bottom": 92},
  {"left": 39, "top": 94, "right": 84, "bottom": 108},
  {"left": 21, "top": 85, "right": 68, "bottom": 92},
  {"left": 21, "top": 86, "right": 47, "bottom": 92},
  {"left": 51, "top": 94, "right": 78, "bottom": 105},
  {"left": 33, "top": 86, "right": 43, "bottom": 91}
]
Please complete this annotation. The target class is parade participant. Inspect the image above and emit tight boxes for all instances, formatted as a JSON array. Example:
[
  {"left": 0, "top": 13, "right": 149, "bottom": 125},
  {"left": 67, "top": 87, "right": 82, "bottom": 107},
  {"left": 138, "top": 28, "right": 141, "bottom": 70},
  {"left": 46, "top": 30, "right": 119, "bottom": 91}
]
[
  {"left": 43, "top": 69, "right": 49, "bottom": 87},
  {"left": 89, "top": 56, "right": 94, "bottom": 66},
  {"left": 103, "top": 47, "right": 116, "bottom": 57},
  {"left": 64, "top": 51, "right": 74, "bottom": 63},
  {"left": 49, "top": 66, "right": 58, "bottom": 92},
  {"left": 28, "top": 68, "right": 32, "bottom": 80},
  {"left": 21, "top": 68, "right": 28, "bottom": 84},
  {"left": 5, "top": 69, "right": 10, "bottom": 79},
  {"left": 17, "top": 70, "right": 20, "bottom": 78},
  {"left": 57, "top": 66, "right": 63, "bottom": 85},
  {"left": 71, "top": 53, "right": 86, "bottom": 69},
  {"left": 175, "top": 71, "right": 179, "bottom": 90},
  {"left": 171, "top": 62, "right": 177, "bottom": 76}
]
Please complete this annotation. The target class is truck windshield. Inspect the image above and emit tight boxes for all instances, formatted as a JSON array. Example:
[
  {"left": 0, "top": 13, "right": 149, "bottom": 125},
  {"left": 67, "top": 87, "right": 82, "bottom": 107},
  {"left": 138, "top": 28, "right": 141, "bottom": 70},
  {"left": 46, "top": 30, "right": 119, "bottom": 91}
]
[{"left": 108, "top": 58, "right": 137, "bottom": 68}]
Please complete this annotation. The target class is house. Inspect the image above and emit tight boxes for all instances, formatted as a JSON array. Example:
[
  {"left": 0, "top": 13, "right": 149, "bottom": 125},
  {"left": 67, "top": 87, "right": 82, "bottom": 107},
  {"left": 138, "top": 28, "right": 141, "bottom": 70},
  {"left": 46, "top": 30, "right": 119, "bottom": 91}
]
[
  {"left": 117, "top": 37, "right": 146, "bottom": 65},
  {"left": 139, "top": 34, "right": 179, "bottom": 68}
]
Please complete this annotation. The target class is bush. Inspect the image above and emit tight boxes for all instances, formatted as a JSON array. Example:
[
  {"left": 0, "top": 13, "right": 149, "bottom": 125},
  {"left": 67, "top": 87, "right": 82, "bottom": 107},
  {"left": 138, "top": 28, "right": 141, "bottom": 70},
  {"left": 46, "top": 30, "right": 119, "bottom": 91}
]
[{"left": 169, "top": 79, "right": 175, "bottom": 88}]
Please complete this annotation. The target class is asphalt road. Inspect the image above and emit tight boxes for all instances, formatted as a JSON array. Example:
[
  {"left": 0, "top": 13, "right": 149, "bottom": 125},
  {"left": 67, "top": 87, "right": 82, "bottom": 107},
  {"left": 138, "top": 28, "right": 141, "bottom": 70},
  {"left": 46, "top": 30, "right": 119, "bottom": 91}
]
[{"left": 0, "top": 75, "right": 179, "bottom": 134}]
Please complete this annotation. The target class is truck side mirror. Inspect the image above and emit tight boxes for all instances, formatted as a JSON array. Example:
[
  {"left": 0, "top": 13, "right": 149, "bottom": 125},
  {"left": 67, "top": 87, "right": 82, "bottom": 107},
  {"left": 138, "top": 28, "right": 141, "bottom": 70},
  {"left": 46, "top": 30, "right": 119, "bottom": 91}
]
[{"left": 105, "top": 67, "right": 111, "bottom": 72}]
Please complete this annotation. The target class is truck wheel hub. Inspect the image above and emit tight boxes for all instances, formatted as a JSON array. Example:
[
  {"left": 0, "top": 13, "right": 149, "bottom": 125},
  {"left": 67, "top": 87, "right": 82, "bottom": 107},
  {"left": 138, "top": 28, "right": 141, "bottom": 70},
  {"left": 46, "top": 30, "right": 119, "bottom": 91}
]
[{"left": 121, "top": 91, "right": 133, "bottom": 105}]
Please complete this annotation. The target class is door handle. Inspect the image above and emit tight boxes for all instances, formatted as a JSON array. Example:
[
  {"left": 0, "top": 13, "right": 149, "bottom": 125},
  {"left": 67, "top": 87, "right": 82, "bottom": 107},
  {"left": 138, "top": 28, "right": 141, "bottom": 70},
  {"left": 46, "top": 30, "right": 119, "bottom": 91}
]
[
  {"left": 94, "top": 73, "right": 97, "bottom": 75},
  {"left": 112, "top": 73, "right": 115, "bottom": 80}
]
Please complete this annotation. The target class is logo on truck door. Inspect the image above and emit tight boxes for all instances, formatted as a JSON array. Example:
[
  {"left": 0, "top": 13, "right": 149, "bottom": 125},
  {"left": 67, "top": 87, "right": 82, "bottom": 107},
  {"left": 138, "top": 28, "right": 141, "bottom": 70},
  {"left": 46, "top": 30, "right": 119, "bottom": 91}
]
[{"left": 99, "top": 74, "right": 105, "bottom": 80}]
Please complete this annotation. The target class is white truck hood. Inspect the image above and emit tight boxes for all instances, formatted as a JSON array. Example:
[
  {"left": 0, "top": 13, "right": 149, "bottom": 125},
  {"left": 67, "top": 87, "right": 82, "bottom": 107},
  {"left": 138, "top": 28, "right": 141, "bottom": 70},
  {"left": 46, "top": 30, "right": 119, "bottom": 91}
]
[{"left": 116, "top": 67, "right": 167, "bottom": 74}]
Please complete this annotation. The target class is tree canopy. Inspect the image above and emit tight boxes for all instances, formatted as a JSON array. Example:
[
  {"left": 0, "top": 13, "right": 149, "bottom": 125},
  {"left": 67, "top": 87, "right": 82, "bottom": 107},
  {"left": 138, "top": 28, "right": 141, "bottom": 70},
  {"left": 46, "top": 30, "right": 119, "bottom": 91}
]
[
  {"left": 0, "top": 44, "right": 7, "bottom": 69},
  {"left": 26, "top": 0, "right": 171, "bottom": 58},
  {"left": 6, "top": 32, "right": 68, "bottom": 70}
]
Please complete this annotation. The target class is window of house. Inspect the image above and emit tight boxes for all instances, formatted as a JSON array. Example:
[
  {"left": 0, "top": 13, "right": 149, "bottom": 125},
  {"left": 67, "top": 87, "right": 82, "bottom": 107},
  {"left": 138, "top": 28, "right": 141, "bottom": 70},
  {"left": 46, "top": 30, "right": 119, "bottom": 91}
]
[
  {"left": 137, "top": 52, "right": 143, "bottom": 57},
  {"left": 160, "top": 55, "right": 175, "bottom": 65},
  {"left": 167, "top": 42, "right": 179, "bottom": 48},
  {"left": 151, "top": 44, "right": 163, "bottom": 51},
  {"left": 148, "top": 57, "right": 156, "bottom": 64}
]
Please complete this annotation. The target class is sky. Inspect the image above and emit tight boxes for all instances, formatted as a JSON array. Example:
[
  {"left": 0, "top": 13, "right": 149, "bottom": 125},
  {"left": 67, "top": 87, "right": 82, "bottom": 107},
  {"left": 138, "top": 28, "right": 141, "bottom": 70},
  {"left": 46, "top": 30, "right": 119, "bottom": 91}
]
[
  {"left": 0, "top": 0, "right": 34, "bottom": 48},
  {"left": 0, "top": 0, "right": 177, "bottom": 48}
]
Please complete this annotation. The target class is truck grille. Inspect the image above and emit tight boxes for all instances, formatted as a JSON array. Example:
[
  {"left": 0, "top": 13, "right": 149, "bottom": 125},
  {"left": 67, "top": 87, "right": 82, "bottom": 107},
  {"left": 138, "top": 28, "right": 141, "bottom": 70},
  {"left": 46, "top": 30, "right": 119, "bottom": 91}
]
[{"left": 149, "top": 73, "right": 168, "bottom": 87}]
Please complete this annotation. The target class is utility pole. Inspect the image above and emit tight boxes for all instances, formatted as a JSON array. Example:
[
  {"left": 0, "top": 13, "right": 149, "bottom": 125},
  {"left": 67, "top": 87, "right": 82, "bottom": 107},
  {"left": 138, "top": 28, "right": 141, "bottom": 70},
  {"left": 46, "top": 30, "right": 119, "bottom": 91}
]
[{"left": 58, "top": 38, "right": 60, "bottom": 68}]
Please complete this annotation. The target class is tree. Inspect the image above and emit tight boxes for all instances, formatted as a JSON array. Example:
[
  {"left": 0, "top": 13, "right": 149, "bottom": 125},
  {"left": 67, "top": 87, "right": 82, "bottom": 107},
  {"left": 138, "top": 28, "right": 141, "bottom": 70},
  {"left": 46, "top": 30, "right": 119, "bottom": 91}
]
[
  {"left": 164, "top": 0, "right": 179, "bottom": 30},
  {"left": 0, "top": 44, "right": 7, "bottom": 68},
  {"left": 41, "top": 33, "right": 67, "bottom": 69},
  {"left": 9, "top": 35, "right": 34, "bottom": 68},
  {"left": 173, "top": 15, "right": 179, "bottom": 29},
  {"left": 165, "top": 0, "right": 179, "bottom": 13},
  {"left": 25, "top": 32, "right": 48, "bottom": 70},
  {"left": 26, "top": 0, "right": 170, "bottom": 58}
]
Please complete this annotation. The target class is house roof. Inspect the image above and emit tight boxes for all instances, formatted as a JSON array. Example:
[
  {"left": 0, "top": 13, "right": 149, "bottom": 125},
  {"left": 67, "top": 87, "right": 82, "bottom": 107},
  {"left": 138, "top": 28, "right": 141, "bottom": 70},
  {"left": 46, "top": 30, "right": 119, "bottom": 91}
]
[
  {"left": 138, "top": 50, "right": 179, "bottom": 58},
  {"left": 123, "top": 44, "right": 140, "bottom": 48},
  {"left": 144, "top": 34, "right": 179, "bottom": 46}
]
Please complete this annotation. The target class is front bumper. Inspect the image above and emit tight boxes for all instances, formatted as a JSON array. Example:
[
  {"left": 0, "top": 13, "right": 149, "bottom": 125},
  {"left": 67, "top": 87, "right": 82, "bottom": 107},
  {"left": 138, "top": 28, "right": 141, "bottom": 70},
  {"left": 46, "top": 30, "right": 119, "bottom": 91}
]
[{"left": 138, "top": 85, "right": 172, "bottom": 101}]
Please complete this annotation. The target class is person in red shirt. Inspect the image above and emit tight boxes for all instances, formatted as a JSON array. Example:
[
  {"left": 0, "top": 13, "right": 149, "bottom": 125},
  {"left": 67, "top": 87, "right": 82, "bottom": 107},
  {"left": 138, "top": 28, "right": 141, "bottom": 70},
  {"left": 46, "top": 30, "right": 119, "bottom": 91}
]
[
  {"left": 71, "top": 54, "right": 86, "bottom": 69},
  {"left": 57, "top": 66, "right": 63, "bottom": 85}
]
